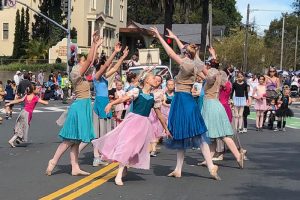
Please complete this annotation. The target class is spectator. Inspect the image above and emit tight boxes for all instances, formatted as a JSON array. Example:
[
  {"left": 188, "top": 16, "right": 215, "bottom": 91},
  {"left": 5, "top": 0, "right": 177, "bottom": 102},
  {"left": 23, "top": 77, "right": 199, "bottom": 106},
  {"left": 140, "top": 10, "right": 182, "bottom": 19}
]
[
  {"left": 61, "top": 72, "right": 70, "bottom": 104},
  {"left": 14, "top": 71, "right": 22, "bottom": 86},
  {"left": 4, "top": 80, "right": 15, "bottom": 120},
  {"left": 37, "top": 70, "right": 44, "bottom": 86},
  {"left": 17, "top": 73, "right": 32, "bottom": 98}
]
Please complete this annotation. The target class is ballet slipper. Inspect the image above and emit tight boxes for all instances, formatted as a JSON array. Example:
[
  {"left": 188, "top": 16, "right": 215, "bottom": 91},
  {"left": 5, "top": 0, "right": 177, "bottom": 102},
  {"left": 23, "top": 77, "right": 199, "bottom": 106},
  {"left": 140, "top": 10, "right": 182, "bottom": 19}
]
[
  {"left": 167, "top": 171, "right": 181, "bottom": 178},
  {"left": 237, "top": 152, "right": 245, "bottom": 169},
  {"left": 8, "top": 141, "right": 16, "bottom": 148},
  {"left": 46, "top": 159, "right": 56, "bottom": 176},
  {"left": 209, "top": 165, "right": 221, "bottom": 181},
  {"left": 71, "top": 169, "right": 90, "bottom": 176}
]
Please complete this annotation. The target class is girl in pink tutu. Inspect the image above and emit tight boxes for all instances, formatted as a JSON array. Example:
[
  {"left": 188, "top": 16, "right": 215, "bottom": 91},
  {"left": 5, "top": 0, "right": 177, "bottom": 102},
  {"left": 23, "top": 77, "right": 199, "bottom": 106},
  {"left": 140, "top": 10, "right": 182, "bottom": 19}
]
[
  {"left": 92, "top": 73, "right": 170, "bottom": 186},
  {"left": 149, "top": 75, "right": 164, "bottom": 157},
  {"left": 161, "top": 79, "right": 175, "bottom": 121},
  {"left": 252, "top": 75, "right": 267, "bottom": 131}
]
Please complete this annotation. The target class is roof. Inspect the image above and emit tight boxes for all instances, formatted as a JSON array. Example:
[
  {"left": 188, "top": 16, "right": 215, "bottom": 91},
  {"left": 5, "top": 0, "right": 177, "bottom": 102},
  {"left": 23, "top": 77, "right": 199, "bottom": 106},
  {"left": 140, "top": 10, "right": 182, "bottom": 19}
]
[{"left": 129, "top": 21, "right": 226, "bottom": 45}]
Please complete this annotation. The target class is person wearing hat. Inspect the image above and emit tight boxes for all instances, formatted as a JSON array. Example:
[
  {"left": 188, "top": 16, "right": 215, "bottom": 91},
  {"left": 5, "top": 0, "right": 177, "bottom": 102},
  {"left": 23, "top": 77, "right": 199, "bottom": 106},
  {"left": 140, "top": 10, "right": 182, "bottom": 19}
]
[{"left": 14, "top": 71, "right": 22, "bottom": 86}]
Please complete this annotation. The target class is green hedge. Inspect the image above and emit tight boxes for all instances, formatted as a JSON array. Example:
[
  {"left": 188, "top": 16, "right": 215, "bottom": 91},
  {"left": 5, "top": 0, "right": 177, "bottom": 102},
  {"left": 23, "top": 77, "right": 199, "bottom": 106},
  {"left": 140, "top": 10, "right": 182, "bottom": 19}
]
[{"left": 0, "top": 63, "right": 67, "bottom": 72}]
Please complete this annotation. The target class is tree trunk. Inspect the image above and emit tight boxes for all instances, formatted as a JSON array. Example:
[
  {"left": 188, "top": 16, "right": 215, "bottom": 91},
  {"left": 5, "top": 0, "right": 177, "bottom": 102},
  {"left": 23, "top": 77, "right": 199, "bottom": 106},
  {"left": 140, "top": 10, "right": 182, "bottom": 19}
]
[{"left": 200, "top": 0, "right": 209, "bottom": 53}]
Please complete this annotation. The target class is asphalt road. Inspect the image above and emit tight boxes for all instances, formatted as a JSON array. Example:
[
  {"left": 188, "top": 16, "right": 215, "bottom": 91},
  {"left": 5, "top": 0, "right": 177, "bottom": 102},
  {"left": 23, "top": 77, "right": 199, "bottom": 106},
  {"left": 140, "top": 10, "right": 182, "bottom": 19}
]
[{"left": 0, "top": 102, "right": 299, "bottom": 200}]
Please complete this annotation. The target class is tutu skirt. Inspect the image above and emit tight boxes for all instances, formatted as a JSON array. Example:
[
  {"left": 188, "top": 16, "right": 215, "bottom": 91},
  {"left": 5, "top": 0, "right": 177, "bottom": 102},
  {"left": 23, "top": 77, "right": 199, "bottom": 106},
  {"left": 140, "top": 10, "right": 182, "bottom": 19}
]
[
  {"left": 233, "top": 96, "right": 246, "bottom": 107},
  {"left": 92, "top": 113, "right": 153, "bottom": 169},
  {"left": 161, "top": 104, "right": 170, "bottom": 121},
  {"left": 276, "top": 108, "right": 294, "bottom": 118},
  {"left": 59, "top": 98, "right": 95, "bottom": 143},
  {"left": 165, "top": 92, "right": 208, "bottom": 149},
  {"left": 149, "top": 109, "right": 164, "bottom": 141},
  {"left": 202, "top": 98, "right": 233, "bottom": 139},
  {"left": 94, "top": 96, "right": 112, "bottom": 119},
  {"left": 254, "top": 98, "right": 267, "bottom": 111}
]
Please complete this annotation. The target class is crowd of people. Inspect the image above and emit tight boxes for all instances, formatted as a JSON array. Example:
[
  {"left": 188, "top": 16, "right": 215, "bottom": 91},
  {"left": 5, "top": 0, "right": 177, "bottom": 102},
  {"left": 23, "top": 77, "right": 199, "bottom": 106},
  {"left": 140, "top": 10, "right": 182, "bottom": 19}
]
[{"left": 0, "top": 29, "right": 296, "bottom": 186}]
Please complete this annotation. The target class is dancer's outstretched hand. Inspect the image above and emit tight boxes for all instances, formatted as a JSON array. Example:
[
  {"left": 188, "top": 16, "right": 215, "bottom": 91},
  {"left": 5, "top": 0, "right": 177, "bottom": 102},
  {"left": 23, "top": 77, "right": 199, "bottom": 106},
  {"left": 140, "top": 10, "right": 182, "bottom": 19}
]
[
  {"left": 150, "top": 27, "right": 160, "bottom": 38},
  {"left": 105, "top": 103, "right": 112, "bottom": 114},
  {"left": 114, "top": 42, "right": 122, "bottom": 52},
  {"left": 121, "top": 46, "right": 129, "bottom": 59},
  {"left": 165, "top": 129, "right": 173, "bottom": 139},
  {"left": 165, "top": 28, "right": 176, "bottom": 39},
  {"left": 92, "top": 31, "right": 100, "bottom": 44}
]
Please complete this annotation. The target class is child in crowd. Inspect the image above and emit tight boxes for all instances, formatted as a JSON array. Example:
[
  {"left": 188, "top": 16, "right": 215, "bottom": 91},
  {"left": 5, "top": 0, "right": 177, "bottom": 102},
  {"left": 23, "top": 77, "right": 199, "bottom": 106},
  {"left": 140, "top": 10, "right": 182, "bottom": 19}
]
[
  {"left": 266, "top": 98, "right": 278, "bottom": 130},
  {"left": 54, "top": 85, "right": 63, "bottom": 100},
  {"left": 4, "top": 80, "right": 16, "bottom": 120},
  {"left": 231, "top": 72, "right": 249, "bottom": 133},
  {"left": 6, "top": 84, "right": 48, "bottom": 147},
  {"left": 242, "top": 84, "right": 251, "bottom": 133},
  {"left": 114, "top": 80, "right": 125, "bottom": 125},
  {"left": 275, "top": 87, "right": 293, "bottom": 132},
  {"left": 252, "top": 75, "right": 267, "bottom": 131}
]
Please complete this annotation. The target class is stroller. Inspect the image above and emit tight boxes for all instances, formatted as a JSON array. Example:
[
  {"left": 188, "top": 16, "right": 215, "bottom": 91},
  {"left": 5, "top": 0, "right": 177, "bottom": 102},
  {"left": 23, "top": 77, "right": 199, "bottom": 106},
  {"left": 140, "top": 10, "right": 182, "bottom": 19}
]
[
  {"left": 264, "top": 89, "right": 280, "bottom": 129},
  {"left": 290, "top": 84, "right": 299, "bottom": 98}
]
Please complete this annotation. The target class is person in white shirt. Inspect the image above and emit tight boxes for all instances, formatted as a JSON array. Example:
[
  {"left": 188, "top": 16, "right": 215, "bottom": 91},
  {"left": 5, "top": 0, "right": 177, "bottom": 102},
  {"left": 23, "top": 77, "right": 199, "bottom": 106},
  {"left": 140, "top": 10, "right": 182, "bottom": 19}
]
[
  {"left": 247, "top": 74, "right": 258, "bottom": 98},
  {"left": 13, "top": 71, "right": 21, "bottom": 86},
  {"left": 37, "top": 70, "right": 44, "bottom": 86}
]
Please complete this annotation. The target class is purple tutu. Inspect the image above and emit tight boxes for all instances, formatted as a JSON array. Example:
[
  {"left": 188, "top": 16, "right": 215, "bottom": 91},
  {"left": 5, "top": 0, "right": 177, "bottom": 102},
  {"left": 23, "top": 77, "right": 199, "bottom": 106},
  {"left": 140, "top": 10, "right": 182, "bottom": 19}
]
[
  {"left": 92, "top": 113, "right": 153, "bottom": 169},
  {"left": 148, "top": 109, "right": 164, "bottom": 141}
]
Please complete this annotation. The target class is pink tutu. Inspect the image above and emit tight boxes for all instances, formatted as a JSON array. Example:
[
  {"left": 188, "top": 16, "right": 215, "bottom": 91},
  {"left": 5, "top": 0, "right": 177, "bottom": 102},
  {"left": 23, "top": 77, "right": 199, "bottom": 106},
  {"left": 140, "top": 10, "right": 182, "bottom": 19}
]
[
  {"left": 148, "top": 109, "right": 164, "bottom": 141},
  {"left": 161, "top": 105, "right": 170, "bottom": 121},
  {"left": 92, "top": 113, "right": 153, "bottom": 169},
  {"left": 254, "top": 98, "right": 267, "bottom": 111}
]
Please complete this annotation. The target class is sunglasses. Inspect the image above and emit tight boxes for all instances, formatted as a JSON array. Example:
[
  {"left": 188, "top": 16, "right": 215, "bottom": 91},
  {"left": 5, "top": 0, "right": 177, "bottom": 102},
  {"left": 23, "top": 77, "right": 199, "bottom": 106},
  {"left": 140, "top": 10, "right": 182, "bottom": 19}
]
[{"left": 270, "top": 70, "right": 275, "bottom": 72}]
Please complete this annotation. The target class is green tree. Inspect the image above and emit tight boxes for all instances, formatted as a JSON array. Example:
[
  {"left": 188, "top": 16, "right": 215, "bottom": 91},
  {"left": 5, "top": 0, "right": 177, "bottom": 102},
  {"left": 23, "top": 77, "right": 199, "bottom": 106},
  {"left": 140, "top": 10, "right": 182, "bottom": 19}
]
[
  {"left": 12, "top": 10, "right": 22, "bottom": 59},
  {"left": 214, "top": 30, "right": 271, "bottom": 73},
  {"left": 19, "top": 8, "right": 26, "bottom": 57},
  {"left": 264, "top": 14, "right": 300, "bottom": 70},
  {"left": 24, "top": 8, "right": 30, "bottom": 43},
  {"left": 26, "top": 40, "right": 49, "bottom": 63}
]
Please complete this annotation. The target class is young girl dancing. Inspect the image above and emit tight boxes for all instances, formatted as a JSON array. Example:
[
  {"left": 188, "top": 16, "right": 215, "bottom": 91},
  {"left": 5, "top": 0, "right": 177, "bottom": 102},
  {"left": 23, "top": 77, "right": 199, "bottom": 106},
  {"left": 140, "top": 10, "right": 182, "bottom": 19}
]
[
  {"left": 231, "top": 72, "right": 249, "bottom": 133},
  {"left": 151, "top": 27, "right": 220, "bottom": 180},
  {"left": 92, "top": 73, "right": 170, "bottom": 186},
  {"left": 114, "top": 80, "right": 126, "bottom": 125},
  {"left": 45, "top": 32, "right": 101, "bottom": 176},
  {"left": 149, "top": 75, "right": 164, "bottom": 157},
  {"left": 275, "top": 87, "right": 293, "bottom": 132},
  {"left": 7, "top": 84, "right": 48, "bottom": 147},
  {"left": 252, "top": 75, "right": 268, "bottom": 131}
]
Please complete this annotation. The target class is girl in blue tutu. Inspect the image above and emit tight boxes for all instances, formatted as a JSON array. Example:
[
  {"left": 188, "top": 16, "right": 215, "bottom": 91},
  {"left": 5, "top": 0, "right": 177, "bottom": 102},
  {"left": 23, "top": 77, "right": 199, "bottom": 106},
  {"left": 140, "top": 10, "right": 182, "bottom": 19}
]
[
  {"left": 150, "top": 27, "right": 220, "bottom": 180},
  {"left": 46, "top": 32, "right": 102, "bottom": 176}
]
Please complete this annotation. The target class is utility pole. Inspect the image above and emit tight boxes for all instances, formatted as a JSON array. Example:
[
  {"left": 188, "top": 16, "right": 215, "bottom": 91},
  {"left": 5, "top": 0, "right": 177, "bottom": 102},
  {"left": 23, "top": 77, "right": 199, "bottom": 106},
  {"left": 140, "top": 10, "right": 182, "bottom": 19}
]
[
  {"left": 67, "top": 0, "right": 71, "bottom": 75},
  {"left": 243, "top": 4, "right": 250, "bottom": 72},
  {"left": 295, "top": 25, "right": 298, "bottom": 71},
  {"left": 280, "top": 15, "right": 285, "bottom": 70},
  {"left": 209, "top": 0, "right": 213, "bottom": 47}
]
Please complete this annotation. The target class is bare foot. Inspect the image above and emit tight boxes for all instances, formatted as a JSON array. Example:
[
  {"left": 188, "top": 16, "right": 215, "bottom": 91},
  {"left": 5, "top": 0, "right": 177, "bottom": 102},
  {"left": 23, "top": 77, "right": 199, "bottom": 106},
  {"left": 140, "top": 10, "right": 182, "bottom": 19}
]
[
  {"left": 115, "top": 177, "right": 124, "bottom": 186},
  {"left": 8, "top": 141, "right": 16, "bottom": 148},
  {"left": 46, "top": 159, "right": 56, "bottom": 176},
  {"left": 71, "top": 169, "right": 90, "bottom": 176},
  {"left": 167, "top": 171, "right": 181, "bottom": 178}
]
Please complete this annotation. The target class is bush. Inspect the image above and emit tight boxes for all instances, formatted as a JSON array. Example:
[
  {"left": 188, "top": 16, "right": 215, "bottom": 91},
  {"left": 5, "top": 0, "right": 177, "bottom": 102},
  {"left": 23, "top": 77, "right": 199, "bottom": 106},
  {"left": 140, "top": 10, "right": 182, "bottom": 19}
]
[{"left": 0, "top": 62, "right": 67, "bottom": 72}]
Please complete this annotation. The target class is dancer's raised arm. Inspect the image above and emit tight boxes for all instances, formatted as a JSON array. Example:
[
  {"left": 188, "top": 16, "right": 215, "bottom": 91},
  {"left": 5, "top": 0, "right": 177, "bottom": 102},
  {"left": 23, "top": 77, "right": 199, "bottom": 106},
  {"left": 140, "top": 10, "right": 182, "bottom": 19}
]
[
  {"left": 166, "top": 28, "right": 184, "bottom": 49},
  {"left": 105, "top": 47, "right": 129, "bottom": 78},
  {"left": 79, "top": 31, "right": 103, "bottom": 75},
  {"left": 150, "top": 27, "right": 182, "bottom": 65}
]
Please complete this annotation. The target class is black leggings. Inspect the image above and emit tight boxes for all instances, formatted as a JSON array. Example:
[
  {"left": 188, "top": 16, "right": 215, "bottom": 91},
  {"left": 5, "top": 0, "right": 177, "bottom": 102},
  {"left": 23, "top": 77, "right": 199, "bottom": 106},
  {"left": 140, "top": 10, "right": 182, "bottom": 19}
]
[
  {"left": 243, "top": 115, "right": 248, "bottom": 128},
  {"left": 277, "top": 120, "right": 286, "bottom": 128}
]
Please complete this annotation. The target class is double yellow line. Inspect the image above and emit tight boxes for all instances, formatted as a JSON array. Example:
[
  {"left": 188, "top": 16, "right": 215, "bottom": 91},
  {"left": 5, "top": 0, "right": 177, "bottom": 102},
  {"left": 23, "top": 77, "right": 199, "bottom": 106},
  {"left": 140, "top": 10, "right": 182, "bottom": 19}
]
[{"left": 40, "top": 163, "right": 118, "bottom": 200}]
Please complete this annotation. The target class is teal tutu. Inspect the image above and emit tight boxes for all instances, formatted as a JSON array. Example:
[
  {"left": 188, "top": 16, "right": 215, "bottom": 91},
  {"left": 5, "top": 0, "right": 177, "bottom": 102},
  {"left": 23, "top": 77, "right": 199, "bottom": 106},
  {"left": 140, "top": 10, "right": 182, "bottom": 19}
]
[
  {"left": 197, "top": 94, "right": 204, "bottom": 111},
  {"left": 94, "top": 96, "right": 112, "bottom": 119},
  {"left": 165, "top": 92, "right": 208, "bottom": 149},
  {"left": 202, "top": 98, "right": 233, "bottom": 139},
  {"left": 59, "top": 98, "right": 95, "bottom": 143}
]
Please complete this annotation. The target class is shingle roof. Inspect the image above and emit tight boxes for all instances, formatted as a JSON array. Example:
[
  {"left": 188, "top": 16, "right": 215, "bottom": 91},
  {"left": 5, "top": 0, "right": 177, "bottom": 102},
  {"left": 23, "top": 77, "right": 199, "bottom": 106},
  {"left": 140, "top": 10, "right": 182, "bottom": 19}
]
[{"left": 132, "top": 22, "right": 226, "bottom": 44}]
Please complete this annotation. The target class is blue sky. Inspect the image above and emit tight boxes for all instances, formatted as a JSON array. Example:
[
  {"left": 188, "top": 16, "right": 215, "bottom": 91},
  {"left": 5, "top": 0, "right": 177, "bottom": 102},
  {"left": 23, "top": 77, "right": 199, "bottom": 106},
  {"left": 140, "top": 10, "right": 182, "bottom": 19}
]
[{"left": 236, "top": 0, "right": 294, "bottom": 35}]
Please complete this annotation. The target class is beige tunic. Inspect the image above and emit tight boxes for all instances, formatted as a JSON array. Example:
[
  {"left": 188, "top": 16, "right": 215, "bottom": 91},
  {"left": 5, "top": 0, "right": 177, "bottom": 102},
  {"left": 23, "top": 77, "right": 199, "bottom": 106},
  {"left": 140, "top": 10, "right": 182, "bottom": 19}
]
[
  {"left": 70, "top": 65, "right": 90, "bottom": 99},
  {"left": 175, "top": 57, "right": 204, "bottom": 92}
]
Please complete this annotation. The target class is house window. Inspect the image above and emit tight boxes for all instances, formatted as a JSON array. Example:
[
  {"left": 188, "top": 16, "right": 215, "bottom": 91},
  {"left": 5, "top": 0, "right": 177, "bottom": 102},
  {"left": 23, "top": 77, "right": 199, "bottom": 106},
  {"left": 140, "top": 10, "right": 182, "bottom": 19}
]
[
  {"left": 102, "top": 28, "right": 115, "bottom": 55},
  {"left": 3, "top": 23, "right": 9, "bottom": 40},
  {"left": 120, "top": 0, "right": 124, "bottom": 21},
  {"left": 88, "top": 21, "right": 92, "bottom": 46},
  {"left": 105, "top": 0, "right": 113, "bottom": 17},
  {"left": 90, "top": 0, "right": 96, "bottom": 10}
]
